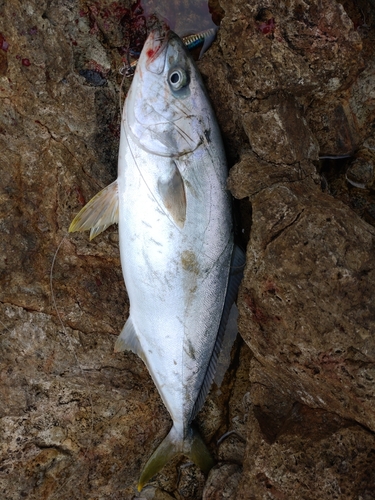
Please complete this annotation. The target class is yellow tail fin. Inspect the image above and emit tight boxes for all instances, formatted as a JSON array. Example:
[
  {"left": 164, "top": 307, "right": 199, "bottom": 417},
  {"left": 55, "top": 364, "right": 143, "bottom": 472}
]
[{"left": 138, "top": 424, "right": 214, "bottom": 491}]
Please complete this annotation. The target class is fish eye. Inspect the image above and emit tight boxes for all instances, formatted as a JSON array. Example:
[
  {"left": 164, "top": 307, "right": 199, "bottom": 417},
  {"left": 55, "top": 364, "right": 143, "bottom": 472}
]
[{"left": 168, "top": 67, "right": 188, "bottom": 91}]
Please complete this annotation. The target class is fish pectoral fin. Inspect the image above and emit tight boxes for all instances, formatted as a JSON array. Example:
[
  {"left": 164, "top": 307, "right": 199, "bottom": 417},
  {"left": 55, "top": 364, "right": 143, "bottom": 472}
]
[
  {"left": 69, "top": 180, "right": 119, "bottom": 240},
  {"left": 157, "top": 164, "right": 186, "bottom": 228},
  {"left": 114, "top": 317, "right": 145, "bottom": 361},
  {"left": 138, "top": 424, "right": 214, "bottom": 491}
]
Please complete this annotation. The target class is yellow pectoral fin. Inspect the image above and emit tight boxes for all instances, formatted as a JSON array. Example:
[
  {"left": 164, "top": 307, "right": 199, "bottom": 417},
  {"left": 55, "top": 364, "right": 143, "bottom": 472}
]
[{"left": 69, "top": 180, "right": 119, "bottom": 240}]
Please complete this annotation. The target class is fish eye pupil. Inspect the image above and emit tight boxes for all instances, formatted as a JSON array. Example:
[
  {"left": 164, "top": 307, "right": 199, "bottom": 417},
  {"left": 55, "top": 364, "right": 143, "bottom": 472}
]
[{"left": 170, "top": 72, "right": 180, "bottom": 84}]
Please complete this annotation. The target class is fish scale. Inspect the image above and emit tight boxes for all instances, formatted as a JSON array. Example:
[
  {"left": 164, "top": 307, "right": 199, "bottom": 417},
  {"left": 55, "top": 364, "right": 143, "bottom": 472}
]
[{"left": 69, "top": 29, "right": 243, "bottom": 491}]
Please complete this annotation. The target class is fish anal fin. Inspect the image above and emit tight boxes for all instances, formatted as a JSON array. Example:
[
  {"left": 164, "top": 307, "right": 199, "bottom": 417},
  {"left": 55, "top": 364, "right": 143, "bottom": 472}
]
[
  {"left": 138, "top": 424, "right": 213, "bottom": 491},
  {"left": 157, "top": 164, "right": 186, "bottom": 228},
  {"left": 69, "top": 180, "right": 119, "bottom": 240},
  {"left": 114, "top": 317, "right": 145, "bottom": 361}
]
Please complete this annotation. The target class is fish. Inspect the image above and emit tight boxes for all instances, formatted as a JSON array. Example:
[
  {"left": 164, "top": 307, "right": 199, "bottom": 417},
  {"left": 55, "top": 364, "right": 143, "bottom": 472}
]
[
  {"left": 121, "top": 27, "right": 218, "bottom": 77},
  {"left": 69, "top": 29, "right": 244, "bottom": 490}
]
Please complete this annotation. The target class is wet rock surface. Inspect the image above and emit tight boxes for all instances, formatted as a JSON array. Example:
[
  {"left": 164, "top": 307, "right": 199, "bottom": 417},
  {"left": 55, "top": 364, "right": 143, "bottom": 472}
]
[{"left": 1, "top": 0, "right": 375, "bottom": 499}]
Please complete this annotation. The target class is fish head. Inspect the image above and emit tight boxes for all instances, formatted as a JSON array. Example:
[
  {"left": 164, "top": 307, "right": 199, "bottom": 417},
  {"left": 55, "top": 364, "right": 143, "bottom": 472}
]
[{"left": 125, "top": 29, "right": 213, "bottom": 158}]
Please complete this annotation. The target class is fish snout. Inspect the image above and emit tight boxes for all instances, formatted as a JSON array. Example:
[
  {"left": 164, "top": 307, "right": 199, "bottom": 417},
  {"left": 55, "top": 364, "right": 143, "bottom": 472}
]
[{"left": 142, "top": 29, "right": 167, "bottom": 74}]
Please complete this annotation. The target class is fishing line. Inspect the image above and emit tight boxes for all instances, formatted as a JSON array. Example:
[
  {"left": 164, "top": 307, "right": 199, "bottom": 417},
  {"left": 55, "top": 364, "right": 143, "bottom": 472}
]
[
  {"left": 50, "top": 235, "right": 94, "bottom": 435},
  {"left": 125, "top": 114, "right": 234, "bottom": 269},
  {"left": 118, "top": 31, "right": 241, "bottom": 291},
  {"left": 318, "top": 154, "right": 352, "bottom": 160},
  {"left": 0, "top": 318, "right": 12, "bottom": 334},
  {"left": 47, "top": 234, "right": 96, "bottom": 499},
  {"left": 123, "top": 120, "right": 184, "bottom": 232},
  {"left": 118, "top": 68, "right": 127, "bottom": 119}
]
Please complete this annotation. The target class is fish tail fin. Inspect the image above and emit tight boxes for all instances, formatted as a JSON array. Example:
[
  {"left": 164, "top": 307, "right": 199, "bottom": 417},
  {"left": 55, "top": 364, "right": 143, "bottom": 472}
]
[
  {"left": 137, "top": 424, "right": 214, "bottom": 491},
  {"left": 186, "top": 424, "right": 215, "bottom": 473}
]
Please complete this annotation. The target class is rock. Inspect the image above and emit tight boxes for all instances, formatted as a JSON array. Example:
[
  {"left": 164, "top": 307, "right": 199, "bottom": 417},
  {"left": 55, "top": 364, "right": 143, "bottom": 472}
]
[
  {"left": 242, "top": 93, "right": 319, "bottom": 164},
  {"left": 318, "top": 146, "right": 375, "bottom": 228},
  {"left": 2, "top": 0, "right": 375, "bottom": 498},
  {"left": 203, "top": 464, "right": 242, "bottom": 500},
  {"left": 134, "top": 486, "right": 176, "bottom": 500},
  {"left": 228, "top": 153, "right": 375, "bottom": 428},
  {"left": 236, "top": 389, "right": 375, "bottom": 499}
]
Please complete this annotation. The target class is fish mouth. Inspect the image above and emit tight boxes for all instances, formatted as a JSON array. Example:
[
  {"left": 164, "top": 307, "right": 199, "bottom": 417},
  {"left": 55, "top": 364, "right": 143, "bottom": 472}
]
[{"left": 143, "top": 29, "right": 176, "bottom": 74}]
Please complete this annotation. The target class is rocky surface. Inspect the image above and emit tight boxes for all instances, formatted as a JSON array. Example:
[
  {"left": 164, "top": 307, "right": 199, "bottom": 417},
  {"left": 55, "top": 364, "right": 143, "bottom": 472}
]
[{"left": 1, "top": 0, "right": 375, "bottom": 499}]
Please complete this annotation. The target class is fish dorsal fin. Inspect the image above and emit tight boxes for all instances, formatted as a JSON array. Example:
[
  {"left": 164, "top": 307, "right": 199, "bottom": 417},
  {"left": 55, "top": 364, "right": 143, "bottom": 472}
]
[
  {"left": 69, "top": 180, "right": 119, "bottom": 240},
  {"left": 114, "top": 316, "right": 145, "bottom": 361},
  {"left": 157, "top": 164, "right": 186, "bottom": 228},
  {"left": 190, "top": 244, "right": 246, "bottom": 422}
]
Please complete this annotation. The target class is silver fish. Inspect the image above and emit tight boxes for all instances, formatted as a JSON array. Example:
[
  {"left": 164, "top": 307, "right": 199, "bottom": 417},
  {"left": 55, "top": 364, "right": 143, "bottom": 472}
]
[{"left": 69, "top": 29, "right": 243, "bottom": 490}]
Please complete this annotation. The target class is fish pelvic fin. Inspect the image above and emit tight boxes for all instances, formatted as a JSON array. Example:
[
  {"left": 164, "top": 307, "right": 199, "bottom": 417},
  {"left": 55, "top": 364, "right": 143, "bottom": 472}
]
[
  {"left": 138, "top": 424, "right": 214, "bottom": 491},
  {"left": 69, "top": 180, "right": 119, "bottom": 240},
  {"left": 114, "top": 317, "right": 146, "bottom": 362}
]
